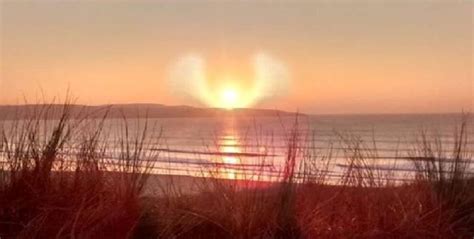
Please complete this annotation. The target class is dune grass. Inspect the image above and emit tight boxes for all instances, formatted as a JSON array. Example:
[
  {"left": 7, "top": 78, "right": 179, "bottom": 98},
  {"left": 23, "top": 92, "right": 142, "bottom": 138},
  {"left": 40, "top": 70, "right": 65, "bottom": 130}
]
[
  {"left": 0, "top": 103, "right": 160, "bottom": 238},
  {"left": 0, "top": 104, "right": 473, "bottom": 238}
]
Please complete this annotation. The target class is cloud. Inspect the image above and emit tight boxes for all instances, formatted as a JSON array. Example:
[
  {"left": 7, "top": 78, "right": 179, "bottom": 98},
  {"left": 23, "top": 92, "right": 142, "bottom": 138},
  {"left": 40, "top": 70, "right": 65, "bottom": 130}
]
[
  {"left": 167, "top": 51, "right": 290, "bottom": 108},
  {"left": 252, "top": 52, "right": 290, "bottom": 103}
]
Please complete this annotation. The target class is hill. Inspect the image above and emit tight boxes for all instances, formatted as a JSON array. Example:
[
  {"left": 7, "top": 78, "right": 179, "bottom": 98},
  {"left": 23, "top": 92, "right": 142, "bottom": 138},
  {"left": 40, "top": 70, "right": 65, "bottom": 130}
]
[{"left": 0, "top": 104, "right": 303, "bottom": 120}]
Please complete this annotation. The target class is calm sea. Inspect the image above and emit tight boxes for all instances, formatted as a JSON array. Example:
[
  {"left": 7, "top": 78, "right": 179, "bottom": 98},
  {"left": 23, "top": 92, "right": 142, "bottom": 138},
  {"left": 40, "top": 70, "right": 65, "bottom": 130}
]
[
  {"left": 2, "top": 114, "right": 473, "bottom": 182},
  {"left": 100, "top": 114, "right": 474, "bottom": 181}
]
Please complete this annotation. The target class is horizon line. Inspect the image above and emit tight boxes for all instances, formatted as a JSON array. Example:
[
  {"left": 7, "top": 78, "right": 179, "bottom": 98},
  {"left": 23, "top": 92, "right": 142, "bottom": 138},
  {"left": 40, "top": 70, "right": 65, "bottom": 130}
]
[{"left": 0, "top": 102, "right": 470, "bottom": 117}]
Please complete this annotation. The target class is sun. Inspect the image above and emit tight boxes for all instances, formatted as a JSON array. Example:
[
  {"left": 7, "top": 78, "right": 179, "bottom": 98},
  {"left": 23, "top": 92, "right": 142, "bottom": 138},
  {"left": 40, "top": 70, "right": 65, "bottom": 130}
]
[{"left": 220, "top": 87, "right": 240, "bottom": 110}]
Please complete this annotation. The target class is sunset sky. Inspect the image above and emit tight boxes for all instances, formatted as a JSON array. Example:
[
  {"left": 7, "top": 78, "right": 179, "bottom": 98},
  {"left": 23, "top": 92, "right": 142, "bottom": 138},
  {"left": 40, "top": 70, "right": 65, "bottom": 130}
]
[{"left": 0, "top": 1, "right": 472, "bottom": 114}]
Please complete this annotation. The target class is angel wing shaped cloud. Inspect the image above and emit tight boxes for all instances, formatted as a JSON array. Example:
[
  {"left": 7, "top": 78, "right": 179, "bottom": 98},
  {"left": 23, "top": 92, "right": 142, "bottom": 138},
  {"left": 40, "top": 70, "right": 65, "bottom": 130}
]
[
  {"left": 252, "top": 52, "right": 290, "bottom": 104},
  {"left": 168, "top": 52, "right": 289, "bottom": 109},
  {"left": 168, "top": 54, "right": 210, "bottom": 105}
]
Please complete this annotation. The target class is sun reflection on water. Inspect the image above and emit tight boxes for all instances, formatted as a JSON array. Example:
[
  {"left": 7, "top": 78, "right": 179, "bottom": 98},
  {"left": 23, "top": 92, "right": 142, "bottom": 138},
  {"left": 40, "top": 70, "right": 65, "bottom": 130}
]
[{"left": 218, "top": 132, "right": 242, "bottom": 180}]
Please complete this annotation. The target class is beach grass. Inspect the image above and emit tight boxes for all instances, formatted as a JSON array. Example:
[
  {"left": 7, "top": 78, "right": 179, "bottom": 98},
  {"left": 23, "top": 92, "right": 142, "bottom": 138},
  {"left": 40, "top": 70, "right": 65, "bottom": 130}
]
[{"left": 0, "top": 103, "right": 473, "bottom": 238}]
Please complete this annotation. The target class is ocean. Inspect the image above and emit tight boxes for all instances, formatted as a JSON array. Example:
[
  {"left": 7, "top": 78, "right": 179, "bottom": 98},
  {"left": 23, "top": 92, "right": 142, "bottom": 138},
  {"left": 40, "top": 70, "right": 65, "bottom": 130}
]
[
  {"left": 1, "top": 113, "right": 473, "bottom": 182},
  {"left": 100, "top": 113, "right": 474, "bottom": 181}
]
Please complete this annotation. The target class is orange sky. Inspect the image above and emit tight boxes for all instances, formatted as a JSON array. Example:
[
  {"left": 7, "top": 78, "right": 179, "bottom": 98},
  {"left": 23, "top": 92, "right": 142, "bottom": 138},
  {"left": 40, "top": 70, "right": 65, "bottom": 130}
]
[{"left": 0, "top": 1, "right": 472, "bottom": 114}]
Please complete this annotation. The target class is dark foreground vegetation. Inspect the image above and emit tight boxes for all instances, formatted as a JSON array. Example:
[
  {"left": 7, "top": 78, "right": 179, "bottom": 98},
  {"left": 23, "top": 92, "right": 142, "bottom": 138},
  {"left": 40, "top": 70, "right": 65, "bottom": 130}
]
[{"left": 0, "top": 103, "right": 473, "bottom": 238}]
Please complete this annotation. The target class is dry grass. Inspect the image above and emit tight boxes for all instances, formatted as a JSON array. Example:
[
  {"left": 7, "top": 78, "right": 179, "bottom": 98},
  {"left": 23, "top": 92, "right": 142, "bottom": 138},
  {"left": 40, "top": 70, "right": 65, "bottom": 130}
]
[
  {"left": 0, "top": 102, "right": 160, "bottom": 238},
  {"left": 136, "top": 115, "right": 473, "bottom": 239},
  {"left": 0, "top": 104, "right": 473, "bottom": 238}
]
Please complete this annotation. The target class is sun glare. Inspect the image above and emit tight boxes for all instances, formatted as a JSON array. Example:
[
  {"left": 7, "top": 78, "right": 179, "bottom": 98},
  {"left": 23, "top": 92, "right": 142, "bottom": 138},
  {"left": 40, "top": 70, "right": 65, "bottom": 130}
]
[
  {"left": 169, "top": 53, "right": 289, "bottom": 110},
  {"left": 220, "top": 87, "right": 239, "bottom": 110}
]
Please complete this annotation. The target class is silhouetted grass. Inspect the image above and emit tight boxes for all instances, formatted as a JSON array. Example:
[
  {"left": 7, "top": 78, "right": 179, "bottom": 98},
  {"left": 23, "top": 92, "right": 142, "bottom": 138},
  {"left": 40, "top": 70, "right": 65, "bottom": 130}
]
[
  {"left": 0, "top": 104, "right": 473, "bottom": 238},
  {"left": 0, "top": 102, "right": 159, "bottom": 238}
]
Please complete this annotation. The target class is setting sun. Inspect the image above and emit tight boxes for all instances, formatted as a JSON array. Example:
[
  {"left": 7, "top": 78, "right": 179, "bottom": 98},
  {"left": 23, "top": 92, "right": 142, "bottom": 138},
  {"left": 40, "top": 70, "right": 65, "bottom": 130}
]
[{"left": 220, "top": 87, "right": 239, "bottom": 110}]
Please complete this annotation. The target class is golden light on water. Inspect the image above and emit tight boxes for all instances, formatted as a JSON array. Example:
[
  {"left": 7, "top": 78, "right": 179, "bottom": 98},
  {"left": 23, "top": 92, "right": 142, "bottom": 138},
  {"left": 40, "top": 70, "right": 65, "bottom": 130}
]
[{"left": 219, "top": 135, "right": 241, "bottom": 179}]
